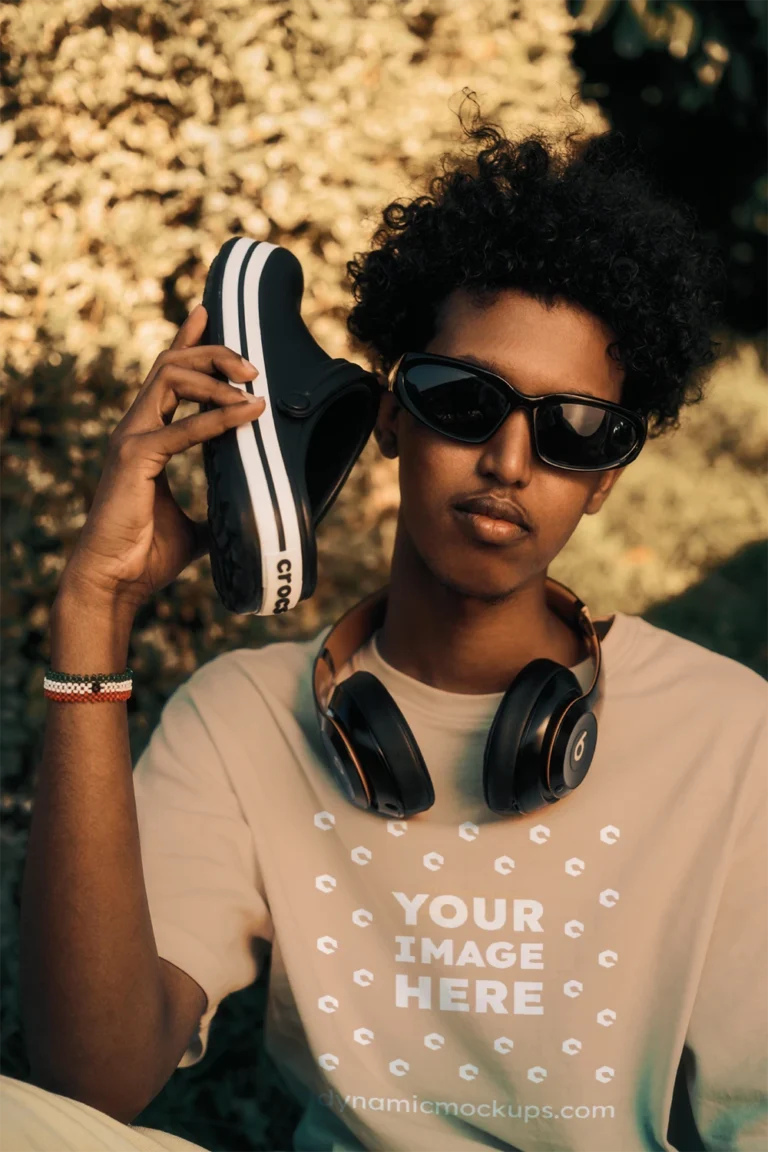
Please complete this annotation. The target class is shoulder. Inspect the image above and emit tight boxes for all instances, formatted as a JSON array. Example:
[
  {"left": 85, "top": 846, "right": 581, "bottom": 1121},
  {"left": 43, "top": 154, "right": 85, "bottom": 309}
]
[
  {"left": 179, "top": 625, "right": 331, "bottom": 714},
  {"left": 621, "top": 611, "right": 768, "bottom": 727}
]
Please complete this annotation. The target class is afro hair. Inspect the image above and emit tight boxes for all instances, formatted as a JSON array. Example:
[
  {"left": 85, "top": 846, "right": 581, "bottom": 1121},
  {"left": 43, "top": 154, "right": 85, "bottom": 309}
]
[{"left": 345, "top": 92, "right": 728, "bottom": 440}]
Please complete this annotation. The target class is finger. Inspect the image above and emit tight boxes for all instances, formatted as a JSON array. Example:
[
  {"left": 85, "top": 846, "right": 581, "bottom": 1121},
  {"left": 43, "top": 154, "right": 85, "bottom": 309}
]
[
  {"left": 140, "top": 343, "right": 256, "bottom": 408},
  {"left": 127, "top": 345, "right": 256, "bottom": 428},
  {"left": 170, "top": 303, "right": 208, "bottom": 352},
  {"left": 138, "top": 396, "right": 266, "bottom": 464},
  {"left": 124, "top": 358, "right": 259, "bottom": 434},
  {"left": 138, "top": 305, "right": 210, "bottom": 398},
  {"left": 162, "top": 344, "right": 258, "bottom": 381}
]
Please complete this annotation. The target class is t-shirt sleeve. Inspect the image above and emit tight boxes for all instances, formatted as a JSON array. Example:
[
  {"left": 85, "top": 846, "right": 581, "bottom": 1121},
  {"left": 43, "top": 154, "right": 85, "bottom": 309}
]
[
  {"left": 132, "top": 657, "right": 273, "bottom": 1069},
  {"left": 685, "top": 710, "right": 768, "bottom": 1151}
]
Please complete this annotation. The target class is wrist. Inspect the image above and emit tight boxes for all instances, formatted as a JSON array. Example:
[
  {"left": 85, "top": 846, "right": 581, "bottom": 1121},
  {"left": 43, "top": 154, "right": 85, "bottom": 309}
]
[
  {"left": 54, "top": 570, "right": 138, "bottom": 625},
  {"left": 50, "top": 585, "right": 136, "bottom": 675}
]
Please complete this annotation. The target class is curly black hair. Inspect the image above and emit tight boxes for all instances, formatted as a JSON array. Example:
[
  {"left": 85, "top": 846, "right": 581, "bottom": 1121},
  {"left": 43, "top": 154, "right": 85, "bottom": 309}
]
[{"left": 346, "top": 92, "right": 728, "bottom": 440}]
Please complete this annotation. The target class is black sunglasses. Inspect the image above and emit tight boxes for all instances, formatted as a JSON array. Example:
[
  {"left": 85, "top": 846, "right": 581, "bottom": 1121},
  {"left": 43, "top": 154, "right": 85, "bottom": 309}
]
[{"left": 387, "top": 352, "right": 647, "bottom": 472}]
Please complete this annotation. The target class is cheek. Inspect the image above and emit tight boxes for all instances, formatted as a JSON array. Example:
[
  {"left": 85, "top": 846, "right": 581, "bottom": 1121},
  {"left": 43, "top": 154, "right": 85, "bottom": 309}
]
[
  {"left": 535, "top": 477, "right": 597, "bottom": 544},
  {"left": 398, "top": 432, "right": 465, "bottom": 521}
]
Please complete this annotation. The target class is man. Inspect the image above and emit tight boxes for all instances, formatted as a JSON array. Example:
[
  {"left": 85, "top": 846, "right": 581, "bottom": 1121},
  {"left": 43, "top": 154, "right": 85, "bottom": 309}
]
[{"left": 19, "top": 116, "right": 767, "bottom": 1151}]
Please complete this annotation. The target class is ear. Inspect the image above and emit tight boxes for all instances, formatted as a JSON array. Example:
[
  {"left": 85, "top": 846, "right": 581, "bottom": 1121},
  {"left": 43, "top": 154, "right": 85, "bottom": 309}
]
[
  {"left": 584, "top": 465, "right": 627, "bottom": 515},
  {"left": 373, "top": 390, "right": 400, "bottom": 459}
]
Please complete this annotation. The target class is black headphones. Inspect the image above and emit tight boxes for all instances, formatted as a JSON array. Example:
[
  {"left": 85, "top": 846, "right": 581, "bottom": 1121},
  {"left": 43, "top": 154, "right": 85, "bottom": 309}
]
[{"left": 313, "top": 576, "right": 605, "bottom": 818}]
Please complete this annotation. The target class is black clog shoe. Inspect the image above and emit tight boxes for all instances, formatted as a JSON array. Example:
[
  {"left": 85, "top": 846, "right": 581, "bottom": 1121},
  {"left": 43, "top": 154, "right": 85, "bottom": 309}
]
[{"left": 200, "top": 236, "right": 381, "bottom": 615}]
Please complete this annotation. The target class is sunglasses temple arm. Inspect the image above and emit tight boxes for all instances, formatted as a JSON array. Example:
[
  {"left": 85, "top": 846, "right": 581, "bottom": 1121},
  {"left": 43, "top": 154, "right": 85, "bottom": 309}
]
[{"left": 386, "top": 353, "right": 406, "bottom": 391}]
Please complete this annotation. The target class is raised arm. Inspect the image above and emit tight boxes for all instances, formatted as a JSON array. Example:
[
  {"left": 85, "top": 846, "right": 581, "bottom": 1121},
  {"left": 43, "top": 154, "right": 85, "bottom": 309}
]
[{"left": 19, "top": 304, "right": 265, "bottom": 1122}]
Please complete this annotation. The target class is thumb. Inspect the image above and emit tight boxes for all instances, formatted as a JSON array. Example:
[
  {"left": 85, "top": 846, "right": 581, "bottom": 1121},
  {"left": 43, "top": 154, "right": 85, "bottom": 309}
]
[{"left": 152, "top": 472, "right": 210, "bottom": 569}]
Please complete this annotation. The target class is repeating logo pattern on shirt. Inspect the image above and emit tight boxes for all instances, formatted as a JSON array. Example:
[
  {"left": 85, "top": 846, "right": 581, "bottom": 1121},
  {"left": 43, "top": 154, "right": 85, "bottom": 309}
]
[{"left": 311, "top": 812, "right": 621, "bottom": 1087}]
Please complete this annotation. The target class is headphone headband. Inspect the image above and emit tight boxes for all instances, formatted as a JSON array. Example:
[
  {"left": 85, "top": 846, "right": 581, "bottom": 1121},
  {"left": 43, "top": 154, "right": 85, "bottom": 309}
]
[{"left": 313, "top": 576, "right": 601, "bottom": 715}]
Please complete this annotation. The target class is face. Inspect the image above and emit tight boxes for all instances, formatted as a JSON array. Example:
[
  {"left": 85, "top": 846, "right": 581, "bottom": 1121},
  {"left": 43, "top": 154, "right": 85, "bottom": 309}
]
[{"left": 374, "top": 288, "right": 628, "bottom": 603}]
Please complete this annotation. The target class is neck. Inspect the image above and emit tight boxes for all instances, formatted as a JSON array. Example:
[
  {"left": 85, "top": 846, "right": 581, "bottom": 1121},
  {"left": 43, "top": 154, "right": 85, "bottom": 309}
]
[{"left": 376, "top": 515, "right": 586, "bottom": 694}]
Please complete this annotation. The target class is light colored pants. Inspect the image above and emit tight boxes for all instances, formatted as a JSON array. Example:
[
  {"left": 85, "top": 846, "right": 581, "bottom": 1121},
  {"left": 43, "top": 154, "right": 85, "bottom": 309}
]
[{"left": 0, "top": 1075, "right": 208, "bottom": 1152}]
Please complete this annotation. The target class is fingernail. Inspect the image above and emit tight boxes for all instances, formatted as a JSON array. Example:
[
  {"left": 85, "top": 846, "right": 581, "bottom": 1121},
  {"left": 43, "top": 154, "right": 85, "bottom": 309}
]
[
  {"left": 240, "top": 356, "right": 257, "bottom": 372},
  {"left": 245, "top": 392, "right": 264, "bottom": 403}
]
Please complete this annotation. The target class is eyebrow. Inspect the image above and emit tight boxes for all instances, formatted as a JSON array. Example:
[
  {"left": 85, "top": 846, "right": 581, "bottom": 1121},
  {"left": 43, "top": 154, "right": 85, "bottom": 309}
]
[{"left": 456, "top": 353, "right": 601, "bottom": 401}]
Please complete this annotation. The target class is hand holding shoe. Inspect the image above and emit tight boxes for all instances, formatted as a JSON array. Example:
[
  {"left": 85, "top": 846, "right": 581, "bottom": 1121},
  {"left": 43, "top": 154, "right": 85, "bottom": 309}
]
[{"left": 57, "top": 304, "right": 265, "bottom": 615}]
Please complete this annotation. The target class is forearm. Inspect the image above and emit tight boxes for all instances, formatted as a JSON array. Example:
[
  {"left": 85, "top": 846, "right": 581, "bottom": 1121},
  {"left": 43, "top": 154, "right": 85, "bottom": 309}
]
[{"left": 20, "top": 586, "right": 171, "bottom": 1120}]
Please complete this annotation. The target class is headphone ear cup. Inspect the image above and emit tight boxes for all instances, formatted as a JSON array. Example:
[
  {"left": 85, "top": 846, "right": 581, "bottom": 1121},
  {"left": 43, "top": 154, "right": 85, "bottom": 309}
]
[
  {"left": 484, "top": 659, "right": 582, "bottom": 815},
  {"left": 340, "top": 672, "right": 435, "bottom": 816}
]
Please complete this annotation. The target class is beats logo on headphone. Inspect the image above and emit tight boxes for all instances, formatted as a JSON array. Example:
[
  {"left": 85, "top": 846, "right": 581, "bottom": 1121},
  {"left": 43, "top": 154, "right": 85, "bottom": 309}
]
[{"left": 313, "top": 577, "right": 604, "bottom": 818}]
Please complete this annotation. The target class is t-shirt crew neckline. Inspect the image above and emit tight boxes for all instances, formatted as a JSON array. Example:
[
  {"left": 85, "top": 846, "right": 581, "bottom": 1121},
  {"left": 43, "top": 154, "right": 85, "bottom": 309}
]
[{"left": 347, "top": 610, "right": 636, "bottom": 730}]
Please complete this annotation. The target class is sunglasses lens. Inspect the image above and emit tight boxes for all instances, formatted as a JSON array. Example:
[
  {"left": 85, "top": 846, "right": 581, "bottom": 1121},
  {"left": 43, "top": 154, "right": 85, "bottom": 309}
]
[
  {"left": 536, "top": 401, "right": 640, "bottom": 468},
  {"left": 402, "top": 363, "right": 508, "bottom": 441}
]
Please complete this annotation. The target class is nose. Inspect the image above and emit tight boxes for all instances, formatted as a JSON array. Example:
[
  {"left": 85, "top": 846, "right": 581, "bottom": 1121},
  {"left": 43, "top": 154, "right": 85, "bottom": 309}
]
[{"left": 476, "top": 407, "right": 535, "bottom": 485}]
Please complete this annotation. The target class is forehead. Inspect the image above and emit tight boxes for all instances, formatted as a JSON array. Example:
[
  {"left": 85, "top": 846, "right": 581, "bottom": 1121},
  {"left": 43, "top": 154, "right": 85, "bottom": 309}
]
[{"left": 429, "top": 288, "right": 625, "bottom": 403}]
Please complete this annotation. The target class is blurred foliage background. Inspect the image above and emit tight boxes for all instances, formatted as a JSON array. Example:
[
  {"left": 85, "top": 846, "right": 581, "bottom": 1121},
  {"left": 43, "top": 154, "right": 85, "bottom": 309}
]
[
  {"left": 569, "top": 0, "right": 767, "bottom": 333},
  {"left": 1, "top": 0, "right": 765, "bottom": 1149}
]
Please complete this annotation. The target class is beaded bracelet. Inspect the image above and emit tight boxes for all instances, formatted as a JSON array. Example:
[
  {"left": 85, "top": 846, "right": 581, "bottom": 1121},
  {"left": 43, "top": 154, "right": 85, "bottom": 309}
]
[{"left": 44, "top": 668, "right": 133, "bottom": 703}]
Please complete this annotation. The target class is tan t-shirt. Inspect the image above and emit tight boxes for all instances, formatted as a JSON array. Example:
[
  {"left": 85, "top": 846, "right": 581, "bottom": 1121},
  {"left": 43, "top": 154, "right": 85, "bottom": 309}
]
[{"left": 132, "top": 607, "right": 768, "bottom": 1151}]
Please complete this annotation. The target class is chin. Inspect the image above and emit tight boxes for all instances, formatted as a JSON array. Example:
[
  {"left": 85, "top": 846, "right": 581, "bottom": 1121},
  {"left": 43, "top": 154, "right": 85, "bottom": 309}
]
[
  {"left": 424, "top": 558, "right": 524, "bottom": 606},
  {"left": 403, "top": 514, "right": 536, "bottom": 604}
]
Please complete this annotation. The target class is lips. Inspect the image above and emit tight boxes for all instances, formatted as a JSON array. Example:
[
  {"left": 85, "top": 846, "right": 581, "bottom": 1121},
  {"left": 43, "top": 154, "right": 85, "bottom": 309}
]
[{"left": 454, "top": 495, "right": 531, "bottom": 530}]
